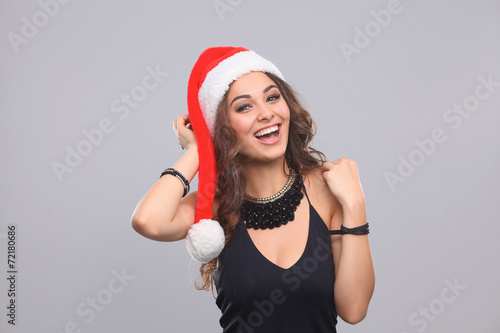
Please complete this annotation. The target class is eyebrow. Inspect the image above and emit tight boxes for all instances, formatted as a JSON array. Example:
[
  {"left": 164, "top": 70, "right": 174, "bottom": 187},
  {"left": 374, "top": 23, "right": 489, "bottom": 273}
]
[{"left": 229, "top": 84, "right": 278, "bottom": 106}]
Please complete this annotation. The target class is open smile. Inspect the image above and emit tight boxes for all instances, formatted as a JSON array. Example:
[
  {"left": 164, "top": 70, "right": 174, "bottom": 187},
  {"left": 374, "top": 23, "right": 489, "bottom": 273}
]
[{"left": 254, "top": 124, "right": 281, "bottom": 145}]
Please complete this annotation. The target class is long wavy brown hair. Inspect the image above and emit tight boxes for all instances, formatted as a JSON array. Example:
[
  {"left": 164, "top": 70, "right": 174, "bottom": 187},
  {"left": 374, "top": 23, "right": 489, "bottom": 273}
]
[{"left": 195, "top": 73, "right": 326, "bottom": 294}]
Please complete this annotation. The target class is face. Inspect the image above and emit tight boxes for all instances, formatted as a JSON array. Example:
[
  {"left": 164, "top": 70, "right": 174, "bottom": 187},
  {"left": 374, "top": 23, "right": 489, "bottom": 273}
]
[{"left": 226, "top": 71, "right": 290, "bottom": 164}]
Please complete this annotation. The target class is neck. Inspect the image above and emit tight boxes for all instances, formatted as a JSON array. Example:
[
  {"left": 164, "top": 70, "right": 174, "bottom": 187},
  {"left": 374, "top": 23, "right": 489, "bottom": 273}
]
[{"left": 243, "top": 156, "right": 291, "bottom": 198}]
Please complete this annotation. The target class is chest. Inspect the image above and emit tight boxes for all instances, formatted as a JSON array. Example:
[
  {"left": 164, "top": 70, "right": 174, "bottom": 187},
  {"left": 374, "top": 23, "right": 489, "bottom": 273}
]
[
  {"left": 245, "top": 191, "right": 331, "bottom": 267},
  {"left": 214, "top": 195, "right": 335, "bottom": 297},
  {"left": 245, "top": 196, "right": 310, "bottom": 270}
]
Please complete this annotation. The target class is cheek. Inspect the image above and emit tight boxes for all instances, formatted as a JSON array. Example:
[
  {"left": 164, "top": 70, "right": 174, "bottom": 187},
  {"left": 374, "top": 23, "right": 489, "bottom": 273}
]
[
  {"left": 229, "top": 115, "right": 254, "bottom": 133},
  {"left": 278, "top": 104, "right": 291, "bottom": 123},
  {"left": 281, "top": 107, "right": 291, "bottom": 138}
]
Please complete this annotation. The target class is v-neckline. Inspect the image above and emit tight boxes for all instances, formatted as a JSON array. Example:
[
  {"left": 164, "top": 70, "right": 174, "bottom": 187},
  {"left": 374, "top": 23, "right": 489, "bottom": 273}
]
[{"left": 241, "top": 194, "right": 312, "bottom": 271}]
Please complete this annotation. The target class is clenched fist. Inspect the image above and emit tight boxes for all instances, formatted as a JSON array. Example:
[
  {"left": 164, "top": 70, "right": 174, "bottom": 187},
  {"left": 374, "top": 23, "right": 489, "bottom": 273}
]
[{"left": 321, "top": 158, "right": 366, "bottom": 209}]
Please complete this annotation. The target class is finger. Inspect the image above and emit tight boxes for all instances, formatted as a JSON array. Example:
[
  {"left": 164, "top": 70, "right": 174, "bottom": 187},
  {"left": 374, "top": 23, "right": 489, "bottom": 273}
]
[
  {"left": 321, "top": 161, "right": 333, "bottom": 172},
  {"left": 179, "top": 117, "right": 195, "bottom": 133},
  {"left": 173, "top": 119, "right": 179, "bottom": 133},
  {"left": 185, "top": 115, "right": 192, "bottom": 129},
  {"left": 185, "top": 118, "right": 193, "bottom": 130},
  {"left": 178, "top": 114, "right": 189, "bottom": 126}
]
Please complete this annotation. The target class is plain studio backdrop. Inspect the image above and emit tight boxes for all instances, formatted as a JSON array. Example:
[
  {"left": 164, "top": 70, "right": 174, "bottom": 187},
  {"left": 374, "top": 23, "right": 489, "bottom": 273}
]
[{"left": 1, "top": 1, "right": 499, "bottom": 332}]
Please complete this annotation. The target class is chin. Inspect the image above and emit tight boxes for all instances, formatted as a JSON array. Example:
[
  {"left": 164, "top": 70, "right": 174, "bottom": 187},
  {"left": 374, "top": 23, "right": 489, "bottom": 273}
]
[{"left": 241, "top": 147, "right": 287, "bottom": 164}]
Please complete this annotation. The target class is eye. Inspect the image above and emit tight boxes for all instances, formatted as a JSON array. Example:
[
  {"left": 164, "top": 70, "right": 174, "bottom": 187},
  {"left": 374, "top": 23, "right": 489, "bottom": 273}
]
[
  {"left": 267, "top": 93, "right": 281, "bottom": 102},
  {"left": 236, "top": 103, "right": 251, "bottom": 112}
]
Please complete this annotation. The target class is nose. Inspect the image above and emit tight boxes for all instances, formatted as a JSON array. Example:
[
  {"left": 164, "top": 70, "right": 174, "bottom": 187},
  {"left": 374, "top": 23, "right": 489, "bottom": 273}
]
[{"left": 256, "top": 103, "right": 274, "bottom": 121}]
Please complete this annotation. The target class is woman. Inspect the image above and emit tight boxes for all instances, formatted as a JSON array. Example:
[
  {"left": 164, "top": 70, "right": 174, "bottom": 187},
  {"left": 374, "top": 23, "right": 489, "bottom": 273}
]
[{"left": 132, "top": 46, "right": 374, "bottom": 332}]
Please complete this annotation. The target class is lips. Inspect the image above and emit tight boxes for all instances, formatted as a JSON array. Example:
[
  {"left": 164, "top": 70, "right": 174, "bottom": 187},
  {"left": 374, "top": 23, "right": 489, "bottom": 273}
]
[{"left": 254, "top": 124, "right": 281, "bottom": 145}]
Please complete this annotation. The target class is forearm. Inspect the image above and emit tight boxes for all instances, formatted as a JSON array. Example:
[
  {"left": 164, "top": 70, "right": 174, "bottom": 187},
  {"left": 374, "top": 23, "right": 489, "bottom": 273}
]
[
  {"left": 131, "top": 145, "right": 199, "bottom": 233},
  {"left": 334, "top": 202, "right": 375, "bottom": 323}
]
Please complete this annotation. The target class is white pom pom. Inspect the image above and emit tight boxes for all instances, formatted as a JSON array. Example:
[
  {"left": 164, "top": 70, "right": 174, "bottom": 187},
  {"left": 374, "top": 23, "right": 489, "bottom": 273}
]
[{"left": 185, "top": 219, "right": 225, "bottom": 263}]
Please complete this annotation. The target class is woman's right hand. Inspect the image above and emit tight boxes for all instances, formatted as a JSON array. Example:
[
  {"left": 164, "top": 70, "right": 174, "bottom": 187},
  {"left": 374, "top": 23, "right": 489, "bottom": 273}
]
[{"left": 173, "top": 114, "right": 196, "bottom": 150}]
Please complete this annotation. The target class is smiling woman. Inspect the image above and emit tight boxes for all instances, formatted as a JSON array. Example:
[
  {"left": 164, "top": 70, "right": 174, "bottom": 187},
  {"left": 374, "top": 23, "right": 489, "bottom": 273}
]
[{"left": 131, "top": 46, "right": 375, "bottom": 333}]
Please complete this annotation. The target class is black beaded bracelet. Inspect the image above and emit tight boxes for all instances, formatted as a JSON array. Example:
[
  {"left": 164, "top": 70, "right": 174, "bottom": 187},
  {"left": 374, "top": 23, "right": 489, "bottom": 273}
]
[
  {"left": 160, "top": 168, "right": 190, "bottom": 197},
  {"left": 329, "top": 222, "right": 370, "bottom": 235}
]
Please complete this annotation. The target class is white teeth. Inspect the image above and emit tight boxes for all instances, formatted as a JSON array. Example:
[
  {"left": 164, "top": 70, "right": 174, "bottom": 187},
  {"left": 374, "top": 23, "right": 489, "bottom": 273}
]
[{"left": 255, "top": 125, "right": 279, "bottom": 137}]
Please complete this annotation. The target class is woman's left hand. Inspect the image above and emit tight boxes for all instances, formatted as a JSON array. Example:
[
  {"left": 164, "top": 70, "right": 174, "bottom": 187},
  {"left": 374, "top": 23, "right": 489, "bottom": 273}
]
[{"left": 321, "top": 158, "right": 366, "bottom": 210}]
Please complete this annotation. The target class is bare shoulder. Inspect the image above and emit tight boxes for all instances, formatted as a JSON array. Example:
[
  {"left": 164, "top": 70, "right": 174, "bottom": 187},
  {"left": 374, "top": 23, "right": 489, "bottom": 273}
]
[
  {"left": 302, "top": 167, "right": 335, "bottom": 203},
  {"left": 302, "top": 167, "right": 340, "bottom": 229}
]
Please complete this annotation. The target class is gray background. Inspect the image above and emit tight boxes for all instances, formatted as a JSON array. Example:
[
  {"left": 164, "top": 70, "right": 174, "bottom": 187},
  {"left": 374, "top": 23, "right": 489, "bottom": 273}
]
[{"left": 1, "top": 0, "right": 499, "bottom": 332}]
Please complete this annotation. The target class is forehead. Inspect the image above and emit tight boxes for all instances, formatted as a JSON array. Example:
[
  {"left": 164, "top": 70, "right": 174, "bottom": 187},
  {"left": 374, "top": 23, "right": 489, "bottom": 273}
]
[{"left": 227, "top": 71, "right": 275, "bottom": 96}]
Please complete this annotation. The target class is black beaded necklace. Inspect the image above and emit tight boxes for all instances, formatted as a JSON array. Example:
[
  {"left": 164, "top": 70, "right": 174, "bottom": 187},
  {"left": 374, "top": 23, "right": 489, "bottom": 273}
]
[{"left": 241, "top": 169, "right": 304, "bottom": 230}]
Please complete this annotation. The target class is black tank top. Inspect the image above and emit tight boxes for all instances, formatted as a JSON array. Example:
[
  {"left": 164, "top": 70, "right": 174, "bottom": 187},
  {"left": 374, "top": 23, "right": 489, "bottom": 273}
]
[{"left": 213, "top": 184, "right": 338, "bottom": 333}]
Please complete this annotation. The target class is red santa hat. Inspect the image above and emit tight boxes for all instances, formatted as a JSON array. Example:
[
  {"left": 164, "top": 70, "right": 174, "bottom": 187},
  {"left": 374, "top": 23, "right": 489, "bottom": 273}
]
[{"left": 185, "top": 46, "right": 285, "bottom": 263}]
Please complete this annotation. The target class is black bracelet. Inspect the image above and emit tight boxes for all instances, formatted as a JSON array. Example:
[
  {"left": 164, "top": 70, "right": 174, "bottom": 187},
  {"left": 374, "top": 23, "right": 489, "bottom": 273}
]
[
  {"left": 329, "top": 222, "right": 369, "bottom": 235},
  {"left": 160, "top": 168, "right": 190, "bottom": 197}
]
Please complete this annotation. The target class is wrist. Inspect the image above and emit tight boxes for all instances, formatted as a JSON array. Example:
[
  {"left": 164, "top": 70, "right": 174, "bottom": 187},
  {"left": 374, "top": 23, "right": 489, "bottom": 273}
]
[
  {"left": 341, "top": 197, "right": 365, "bottom": 214},
  {"left": 341, "top": 199, "right": 366, "bottom": 228},
  {"left": 172, "top": 144, "right": 199, "bottom": 183},
  {"left": 160, "top": 168, "right": 190, "bottom": 197}
]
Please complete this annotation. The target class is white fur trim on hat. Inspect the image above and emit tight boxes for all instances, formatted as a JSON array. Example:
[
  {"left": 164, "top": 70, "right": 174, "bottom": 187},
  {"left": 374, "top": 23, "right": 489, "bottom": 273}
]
[
  {"left": 185, "top": 219, "right": 225, "bottom": 263},
  {"left": 198, "top": 50, "right": 285, "bottom": 136}
]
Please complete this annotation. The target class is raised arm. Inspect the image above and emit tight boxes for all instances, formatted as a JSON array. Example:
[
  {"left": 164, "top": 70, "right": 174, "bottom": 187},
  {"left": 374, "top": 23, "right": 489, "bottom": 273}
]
[
  {"left": 322, "top": 158, "right": 375, "bottom": 324},
  {"left": 131, "top": 115, "right": 199, "bottom": 242}
]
